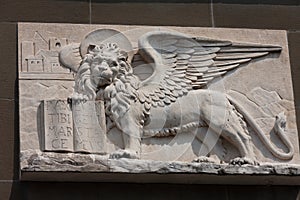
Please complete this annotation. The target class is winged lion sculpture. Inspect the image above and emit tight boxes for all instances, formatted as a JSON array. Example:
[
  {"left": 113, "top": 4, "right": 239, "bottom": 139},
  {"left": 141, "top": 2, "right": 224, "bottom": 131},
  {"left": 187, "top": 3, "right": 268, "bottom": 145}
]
[{"left": 59, "top": 29, "right": 294, "bottom": 165}]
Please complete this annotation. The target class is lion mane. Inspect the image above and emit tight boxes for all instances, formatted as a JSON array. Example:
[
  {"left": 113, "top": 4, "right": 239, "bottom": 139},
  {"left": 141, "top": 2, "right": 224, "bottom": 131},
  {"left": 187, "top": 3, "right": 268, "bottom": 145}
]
[
  {"left": 104, "top": 74, "right": 141, "bottom": 122},
  {"left": 74, "top": 43, "right": 142, "bottom": 123},
  {"left": 75, "top": 55, "right": 97, "bottom": 100}
]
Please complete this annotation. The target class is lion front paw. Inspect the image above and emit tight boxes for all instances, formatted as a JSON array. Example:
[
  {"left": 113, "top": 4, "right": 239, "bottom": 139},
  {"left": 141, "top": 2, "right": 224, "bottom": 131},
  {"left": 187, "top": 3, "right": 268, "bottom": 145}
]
[
  {"left": 68, "top": 93, "right": 90, "bottom": 103},
  {"left": 109, "top": 149, "right": 139, "bottom": 159},
  {"left": 275, "top": 112, "right": 287, "bottom": 131},
  {"left": 229, "top": 157, "right": 259, "bottom": 166}
]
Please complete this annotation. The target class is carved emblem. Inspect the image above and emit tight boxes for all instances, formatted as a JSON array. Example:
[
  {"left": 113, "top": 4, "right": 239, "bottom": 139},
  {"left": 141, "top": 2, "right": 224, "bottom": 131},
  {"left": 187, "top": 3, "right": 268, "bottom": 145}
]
[{"left": 57, "top": 28, "right": 294, "bottom": 165}]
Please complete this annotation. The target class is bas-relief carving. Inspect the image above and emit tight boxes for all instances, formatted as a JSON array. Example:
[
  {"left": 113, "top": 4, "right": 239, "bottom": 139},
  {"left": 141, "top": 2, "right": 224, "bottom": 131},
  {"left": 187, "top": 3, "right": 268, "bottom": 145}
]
[{"left": 19, "top": 23, "right": 300, "bottom": 177}]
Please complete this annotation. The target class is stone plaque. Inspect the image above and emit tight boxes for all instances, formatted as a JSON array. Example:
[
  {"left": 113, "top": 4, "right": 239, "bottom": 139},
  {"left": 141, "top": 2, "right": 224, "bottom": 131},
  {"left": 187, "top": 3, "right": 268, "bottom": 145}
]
[
  {"left": 43, "top": 100, "right": 73, "bottom": 152},
  {"left": 19, "top": 23, "right": 300, "bottom": 183},
  {"left": 42, "top": 100, "right": 107, "bottom": 153}
]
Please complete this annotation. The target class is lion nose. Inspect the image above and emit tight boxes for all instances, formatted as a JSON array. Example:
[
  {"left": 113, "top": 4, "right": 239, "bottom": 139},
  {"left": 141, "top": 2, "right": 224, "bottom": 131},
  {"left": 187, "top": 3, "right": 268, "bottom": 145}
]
[
  {"left": 102, "top": 70, "right": 113, "bottom": 77},
  {"left": 101, "top": 67, "right": 113, "bottom": 80},
  {"left": 99, "top": 62, "right": 109, "bottom": 70}
]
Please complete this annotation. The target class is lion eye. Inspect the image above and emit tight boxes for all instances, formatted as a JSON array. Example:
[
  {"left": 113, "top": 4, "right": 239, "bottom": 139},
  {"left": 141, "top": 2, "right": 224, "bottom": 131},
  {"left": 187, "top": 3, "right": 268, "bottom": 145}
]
[
  {"left": 111, "top": 61, "right": 118, "bottom": 67},
  {"left": 119, "top": 57, "right": 126, "bottom": 62}
]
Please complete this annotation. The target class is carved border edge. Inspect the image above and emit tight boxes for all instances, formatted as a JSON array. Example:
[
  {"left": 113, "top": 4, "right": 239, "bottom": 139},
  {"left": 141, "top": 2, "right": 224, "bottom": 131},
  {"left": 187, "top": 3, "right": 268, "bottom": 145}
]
[{"left": 20, "top": 150, "right": 300, "bottom": 184}]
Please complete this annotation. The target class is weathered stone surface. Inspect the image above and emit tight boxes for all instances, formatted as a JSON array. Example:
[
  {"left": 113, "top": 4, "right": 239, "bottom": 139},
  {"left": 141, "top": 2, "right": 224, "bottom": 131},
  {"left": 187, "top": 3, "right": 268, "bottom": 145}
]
[
  {"left": 21, "top": 150, "right": 109, "bottom": 172},
  {"left": 21, "top": 150, "right": 300, "bottom": 176}
]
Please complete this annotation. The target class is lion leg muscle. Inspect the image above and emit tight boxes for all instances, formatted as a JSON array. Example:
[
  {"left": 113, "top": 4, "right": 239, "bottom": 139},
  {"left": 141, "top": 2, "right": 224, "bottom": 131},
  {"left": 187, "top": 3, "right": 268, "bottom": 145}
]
[
  {"left": 110, "top": 102, "right": 143, "bottom": 159},
  {"left": 109, "top": 115, "right": 141, "bottom": 159}
]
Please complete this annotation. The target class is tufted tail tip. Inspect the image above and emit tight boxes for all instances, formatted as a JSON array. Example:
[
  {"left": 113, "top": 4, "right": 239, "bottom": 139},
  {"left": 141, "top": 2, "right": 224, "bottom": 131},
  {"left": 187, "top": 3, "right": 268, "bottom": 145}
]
[{"left": 275, "top": 112, "right": 287, "bottom": 130}]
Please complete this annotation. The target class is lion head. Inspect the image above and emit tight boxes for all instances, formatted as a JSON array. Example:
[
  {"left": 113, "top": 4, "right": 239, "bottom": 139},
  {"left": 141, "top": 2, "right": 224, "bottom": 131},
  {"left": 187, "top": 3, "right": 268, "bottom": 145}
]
[
  {"left": 73, "top": 42, "right": 142, "bottom": 123},
  {"left": 74, "top": 43, "right": 132, "bottom": 100}
]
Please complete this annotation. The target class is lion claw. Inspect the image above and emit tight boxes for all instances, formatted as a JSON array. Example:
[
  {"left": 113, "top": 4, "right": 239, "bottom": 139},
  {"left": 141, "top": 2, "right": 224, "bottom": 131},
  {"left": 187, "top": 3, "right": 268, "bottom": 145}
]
[
  {"left": 68, "top": 93, "right": 89, "bottom": 103},
  {"left": 229, "top": 157, "right": 259, "bottom": 166},
  {"left": 109, "top": 149, "right": 139, "bottom": 159}
]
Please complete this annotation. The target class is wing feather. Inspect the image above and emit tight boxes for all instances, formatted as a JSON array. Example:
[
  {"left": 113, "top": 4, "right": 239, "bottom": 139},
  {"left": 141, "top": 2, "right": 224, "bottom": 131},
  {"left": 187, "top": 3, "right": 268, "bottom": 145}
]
[
  {"left": 59, "top": 43, "right": 82, "bottom": 72},
  {"left": 137, "top": 31, "right": 281, "bottom": 108},
  {"left": 215, "top": 52, "right": 269, "bottom": 60}
]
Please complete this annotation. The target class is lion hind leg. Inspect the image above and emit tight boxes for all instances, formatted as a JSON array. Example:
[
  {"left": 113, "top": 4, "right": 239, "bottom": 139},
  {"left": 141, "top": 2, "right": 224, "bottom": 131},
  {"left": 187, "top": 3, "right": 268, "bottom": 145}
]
[
  {"left": 195, "top": 127, "right": 221, "bottom": 157},
  {"left": 221, "top": 111, "right": 258, "bottom": 164},
  {"left": 194, "top": 128, "right": 224, "bottom": 164},
  {"left": 204, "top": 107, "right": 257, "bottom": 165}
]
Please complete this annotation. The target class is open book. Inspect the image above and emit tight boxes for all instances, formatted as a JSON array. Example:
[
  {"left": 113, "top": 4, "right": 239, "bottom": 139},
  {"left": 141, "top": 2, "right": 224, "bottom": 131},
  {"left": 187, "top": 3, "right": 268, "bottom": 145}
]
[{"left": 42, "top": 100, "right": 107, "bottom": 154}]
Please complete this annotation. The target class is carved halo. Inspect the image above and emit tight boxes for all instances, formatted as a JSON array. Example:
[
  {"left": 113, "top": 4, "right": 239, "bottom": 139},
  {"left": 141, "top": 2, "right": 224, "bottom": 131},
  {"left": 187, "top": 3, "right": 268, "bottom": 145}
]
[
  {"left": 59, "top": 29, "right": 133, "bottom": 72},
  {"left": 80, "top": 29, "right": 133, "bottom": 60}
]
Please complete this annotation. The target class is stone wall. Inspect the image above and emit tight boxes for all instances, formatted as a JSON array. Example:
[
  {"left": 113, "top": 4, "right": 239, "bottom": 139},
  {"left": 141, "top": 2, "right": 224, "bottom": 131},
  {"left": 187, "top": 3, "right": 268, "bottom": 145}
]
[{"left": 0, "top": 0, "right": 300, "bottom": 199}]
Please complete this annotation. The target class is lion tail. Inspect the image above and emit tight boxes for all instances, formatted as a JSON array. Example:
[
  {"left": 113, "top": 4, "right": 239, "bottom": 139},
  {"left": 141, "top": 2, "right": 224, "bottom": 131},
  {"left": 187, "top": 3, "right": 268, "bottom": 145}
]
[{"left": 227, "top": 95, "right": 294, "bottom": 160}]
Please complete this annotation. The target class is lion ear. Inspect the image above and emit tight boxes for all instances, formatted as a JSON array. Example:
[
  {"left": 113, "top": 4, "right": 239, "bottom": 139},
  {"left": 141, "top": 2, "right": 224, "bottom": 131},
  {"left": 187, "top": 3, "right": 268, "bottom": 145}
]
[{"left": 119, "top": 50, "right": 128, "bottom": 61}]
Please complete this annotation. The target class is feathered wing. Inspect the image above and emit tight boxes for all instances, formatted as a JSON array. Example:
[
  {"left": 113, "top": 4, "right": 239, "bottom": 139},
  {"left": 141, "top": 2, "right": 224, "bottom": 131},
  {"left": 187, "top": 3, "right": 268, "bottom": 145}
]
[
  {"left": 59, "top": 43, "right": 82, "bottom": 72},
  {"left": 136, "top": 31, "right": 281, "bottom": 107}
]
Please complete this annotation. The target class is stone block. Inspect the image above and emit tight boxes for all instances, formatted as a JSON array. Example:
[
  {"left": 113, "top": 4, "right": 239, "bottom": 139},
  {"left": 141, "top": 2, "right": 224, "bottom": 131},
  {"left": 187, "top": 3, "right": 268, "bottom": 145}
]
[
  {"left": 0, "top": 0, "right": 89, "bottom": 23},
  {"left": 0, "top": 23, "right": 17, "bottom": 99},
  {"left": 0, "top": 99, "right": 18, "bottom": 180},
  {"left": 213, "top": 0, "right": 299, "bottom": 5},
  {"left": 18, "top": 23, "right": 300, "bottom": 183},
  {"left": 91, "top": 3, "right": 212, "bottom": 26},
  {"left": 213, "top": 4, "right": 300, "bottom": 30},
  {"left": 288, "top": 32, "right": 300, "bottom": 108},
  {"left": 0, "top": 182, "right": 21, "bottom": 200}
]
